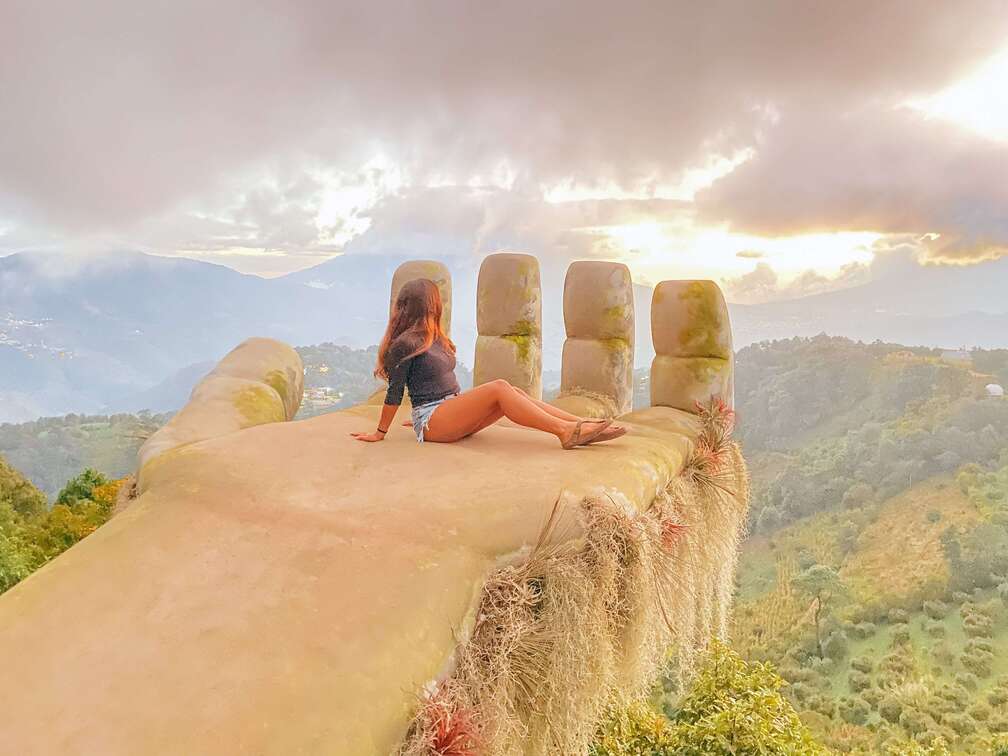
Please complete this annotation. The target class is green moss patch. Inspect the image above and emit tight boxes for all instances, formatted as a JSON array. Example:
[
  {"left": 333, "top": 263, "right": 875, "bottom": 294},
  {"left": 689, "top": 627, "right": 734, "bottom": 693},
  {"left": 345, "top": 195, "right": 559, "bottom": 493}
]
[
  {"left": 232, "top": 386, "right": 286, "bottom": 426},
  {"left": 677, "top": 282, "right": 728, "bottom": 358}
]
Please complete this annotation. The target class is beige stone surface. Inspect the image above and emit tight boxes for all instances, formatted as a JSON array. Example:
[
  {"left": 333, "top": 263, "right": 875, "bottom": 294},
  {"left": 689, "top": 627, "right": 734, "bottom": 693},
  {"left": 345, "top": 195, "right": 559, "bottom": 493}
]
[
  {"left": 136, "top": 337, "right": 303, "bottom": 490},
  {"left": 474, "top": 253, "right": 543, "bottom": 398},
  {"left": 560, "top": 337, "right": 634, "bottom": 416},
  {"left": 473, "top": 334, "right": 542, "bottom": 398},
  {"left": 0, "top": 397, "right": 700, "bottom": 755},
  {"left": 390, "top": 259, "right": 452, "bottom": 336},
  {"left": 558, "top": 261, "right": 635, "bottom": 416},
  {"left": 562, "top": 261, "right": 634, "bottom": 341},
  {"left": 475, "top": 253, "right": 541, "bottom": 337},
  {"left": 651, "top": 280, "right": 732, "bottom": 359},
  {"left": 650, "top": 355, "right": 733, "bottom": 413}
]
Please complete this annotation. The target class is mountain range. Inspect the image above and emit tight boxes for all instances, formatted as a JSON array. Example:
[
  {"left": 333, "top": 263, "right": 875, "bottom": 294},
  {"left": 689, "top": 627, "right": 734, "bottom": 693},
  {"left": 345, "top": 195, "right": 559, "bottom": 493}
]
[{"left": 2, "top": 250, "right": 1007, "bottom": 422}]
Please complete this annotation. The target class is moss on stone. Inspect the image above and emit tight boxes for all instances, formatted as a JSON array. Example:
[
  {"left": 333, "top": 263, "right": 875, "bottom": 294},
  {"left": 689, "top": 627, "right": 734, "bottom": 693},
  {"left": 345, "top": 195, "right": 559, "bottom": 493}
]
[
  {"left": 502, "top": 333, "right": 533, "bottom": 365},
  {"left": 687, "top": 357, "right": 723, "bottom": 382},
  {"left": 264, "top": 369, "right": 290, "bottom": 416},
  {"left": 233, "top": 386, "right": 285, "bottom": 426},
  {"left": 598, "top": 336, "right": 630, "bottom": 354},
  {"left": 500, "top": 319, "right": 540, "bottom": 366},
  {"left": 677, "top": 282, "right": 727, "bottom": 358}
]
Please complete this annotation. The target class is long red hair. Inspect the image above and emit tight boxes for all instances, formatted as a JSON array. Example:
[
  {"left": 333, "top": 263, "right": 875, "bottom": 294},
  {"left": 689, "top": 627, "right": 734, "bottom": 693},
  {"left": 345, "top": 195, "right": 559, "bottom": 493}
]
[{"left": 375, "top": 278, "right": 455, "bottom": 380}]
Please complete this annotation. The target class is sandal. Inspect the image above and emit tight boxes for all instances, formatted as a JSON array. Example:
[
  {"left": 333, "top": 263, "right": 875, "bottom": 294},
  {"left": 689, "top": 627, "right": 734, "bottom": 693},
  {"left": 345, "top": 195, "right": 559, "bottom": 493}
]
[
  {"left": 562, "top": 419, "right": 613, "bottom": 450},
  {"left": 580, "top": 423, "right": 627, "bottom": 445}
]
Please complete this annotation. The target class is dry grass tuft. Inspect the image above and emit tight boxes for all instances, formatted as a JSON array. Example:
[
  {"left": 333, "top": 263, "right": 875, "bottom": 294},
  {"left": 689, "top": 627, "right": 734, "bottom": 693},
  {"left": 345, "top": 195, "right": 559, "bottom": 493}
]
[
  {"left": 682, "top": 397, "right": 739, "bottom": 497},
  {"left": 404, "top": 680, "right": 485, "bottom": 756},
  {"left": 400, "top": 400, "right": 750, "bottom": 755}
]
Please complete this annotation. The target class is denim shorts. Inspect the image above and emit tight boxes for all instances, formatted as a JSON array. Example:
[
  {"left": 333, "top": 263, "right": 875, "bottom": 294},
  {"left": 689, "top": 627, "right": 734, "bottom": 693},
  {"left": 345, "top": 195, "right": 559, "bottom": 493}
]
[{"left": 410, "top": 393, "right": 459, "bottom": 443}]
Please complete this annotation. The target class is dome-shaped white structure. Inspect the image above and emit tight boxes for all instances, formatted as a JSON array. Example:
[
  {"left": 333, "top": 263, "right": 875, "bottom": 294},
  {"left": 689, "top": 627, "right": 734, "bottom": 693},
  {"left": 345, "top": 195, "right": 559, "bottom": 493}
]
[{"left": 987, "top": 383, "right": 1005, "bottom": 397}]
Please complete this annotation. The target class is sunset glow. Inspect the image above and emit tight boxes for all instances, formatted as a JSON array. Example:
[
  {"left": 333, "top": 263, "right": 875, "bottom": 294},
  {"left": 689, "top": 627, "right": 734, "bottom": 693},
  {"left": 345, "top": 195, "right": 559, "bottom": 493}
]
[
  {"left": 584, "top": 220, "right": 880, "bottom": 285},
  {"left": 910, "top": 48, "right": 1008, "bottom": 141}
]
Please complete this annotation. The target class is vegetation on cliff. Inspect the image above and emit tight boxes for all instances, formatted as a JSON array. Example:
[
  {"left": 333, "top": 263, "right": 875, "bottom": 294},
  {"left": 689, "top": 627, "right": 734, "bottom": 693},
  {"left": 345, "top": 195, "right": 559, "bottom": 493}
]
[
  {"left": 593, "top": 641, "right": 823, "bottom": 755},
  {"left": 1, "top": 457, "right": 122, "bottom": 593}
]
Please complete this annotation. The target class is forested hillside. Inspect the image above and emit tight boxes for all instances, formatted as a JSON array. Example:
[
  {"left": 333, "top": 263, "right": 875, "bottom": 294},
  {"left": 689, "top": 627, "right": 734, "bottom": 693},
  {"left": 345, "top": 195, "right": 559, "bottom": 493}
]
[{"left": 732, "top": 337, "right": 1008, "bottom": 753}]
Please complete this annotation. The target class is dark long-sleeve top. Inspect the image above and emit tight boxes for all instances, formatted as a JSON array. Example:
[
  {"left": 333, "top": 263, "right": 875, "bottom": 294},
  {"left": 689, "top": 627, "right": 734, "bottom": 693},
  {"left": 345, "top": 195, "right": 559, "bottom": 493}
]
[{"left": 383, "top": 334, "right": 461, "bottom": 407}]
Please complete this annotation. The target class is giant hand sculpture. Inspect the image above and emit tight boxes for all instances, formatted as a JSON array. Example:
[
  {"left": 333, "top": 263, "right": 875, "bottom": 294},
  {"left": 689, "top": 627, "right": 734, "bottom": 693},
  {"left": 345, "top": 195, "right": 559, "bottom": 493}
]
[{"left": 0, "top": 255, "right": 746, "bottom": 755}]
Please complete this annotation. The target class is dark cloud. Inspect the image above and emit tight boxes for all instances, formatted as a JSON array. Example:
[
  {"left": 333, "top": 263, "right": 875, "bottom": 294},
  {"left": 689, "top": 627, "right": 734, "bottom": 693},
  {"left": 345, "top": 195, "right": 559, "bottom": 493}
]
[{"left": 1, "top": 0, "right": 1005, "bottom": 252}]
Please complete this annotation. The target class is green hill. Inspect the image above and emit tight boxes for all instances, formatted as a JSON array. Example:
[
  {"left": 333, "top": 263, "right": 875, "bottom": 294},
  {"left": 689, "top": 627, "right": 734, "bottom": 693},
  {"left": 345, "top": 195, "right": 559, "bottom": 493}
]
[{"left": 732, "top": 337, "right": 1008, "bottom": 754}]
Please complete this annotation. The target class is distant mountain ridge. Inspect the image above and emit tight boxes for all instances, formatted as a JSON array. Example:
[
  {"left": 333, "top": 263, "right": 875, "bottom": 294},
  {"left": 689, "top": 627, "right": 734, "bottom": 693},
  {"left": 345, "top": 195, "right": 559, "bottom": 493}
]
[{"left": 2, "top": 250, "right": 1007, "bottom": 422}]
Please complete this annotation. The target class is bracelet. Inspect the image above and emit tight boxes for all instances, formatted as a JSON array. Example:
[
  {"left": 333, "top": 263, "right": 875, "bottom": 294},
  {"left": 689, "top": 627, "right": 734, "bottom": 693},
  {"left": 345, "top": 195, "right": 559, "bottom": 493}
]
[{"left": 376, "top": 427, "right": 388, "bottom": 435}]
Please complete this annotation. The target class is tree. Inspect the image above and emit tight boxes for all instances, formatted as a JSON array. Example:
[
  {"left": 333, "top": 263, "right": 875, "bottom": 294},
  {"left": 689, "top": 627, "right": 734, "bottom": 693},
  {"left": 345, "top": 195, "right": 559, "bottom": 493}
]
[
  {"left": 0, "top": 455, "right": 46, "bottom": 519},
  {"left": 664, "top": 641, "right": 825, "bottom": 754},
  {"left": 55, "top": 468, "right": 109, "bottom": 508},
  {"left": 592, "top": 641, "right": 825, "bottom": 755},
  {"left": 791, "top": 564, "right": 846, "bottom": 659}
]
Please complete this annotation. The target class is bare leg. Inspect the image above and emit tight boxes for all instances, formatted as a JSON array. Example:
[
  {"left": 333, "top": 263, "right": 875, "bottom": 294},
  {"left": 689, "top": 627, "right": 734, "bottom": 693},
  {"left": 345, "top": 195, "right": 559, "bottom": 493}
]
[
  {"left": 405, "top": 385, "right": 583, "bottom": 428},
  {"left": 464, "top": 406, "right": 506, "bottom": 436},
  {"left": 423, "top": 380, "right": 606, "bottom": 444},
  {"left": 509, "top": 385, "right": 582, "bottom": 422}
]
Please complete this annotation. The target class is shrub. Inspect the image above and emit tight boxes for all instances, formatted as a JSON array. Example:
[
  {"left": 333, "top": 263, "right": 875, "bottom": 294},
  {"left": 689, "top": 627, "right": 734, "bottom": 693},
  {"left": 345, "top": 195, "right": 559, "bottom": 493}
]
[
  {"left": 955, "top": 672, "right": 979, "bottom": 692},
  {"left": 944, "top": 712, "right": 977, "bottom": 737},
  {"left": 838, "top": 696, "right": 871, "bottom": 726},
  {"left": 851, "top": 656, "right": 873, "bottom": 674},
  {"left": 962, "top": 649, "right": 994, "bottom": 678},
  {"left": 970, "top": 702, "right": 992, "bottom": 722},
  {"left": 992, "top": 714, "right": 1008, "bottom": 734},
  {"left": 925, "top": 620, "right": 946, "bottom": 638},
  {"left": 648, "top": 640, "right": 826, "bottom": 755},
  {"left": 806, "top": 694, "right": 836, "bottom": 718},
  {"left": 966, "top": 638, "right": 995, "bottom": 655},
  {"left": 796, "top": 549, "right": 817, "bottom": 570},
  {"left": 789, "top": 682, "right": 814, "bottom": 706},
  {"left": 779, "top": 665, "right": 815, "bottom": 685},
  {"left": 952, "top": 591, "right": 970, "bottom": 604},
  {"left": 900, "top": 708, "right": 930, "bottom": 736},
  {"left": 964, "top": 613, "right": 994, "bottom": 638},
  {"left": 809, "top": 656, "right": 836, "bottom": 677},
  {"left": 849, "top": 670, "right": 872, "bottom": 692},
  {"left": 937, "top": 683, "right": 970, "bottom": 708},
  {"left": 891, "top": 625, "right": 912, "bottom": 646},
  {"left": 823, "top": 631, "right": 848, "bottom": 661},
  {"left": 879, "top": 695, "right": 903, "bottom": 724},
  {"left": 990, "top": 688, "right": 1008, "bottom": 708},
  {"left": 927, "top": 509, "right": 942, "bottom": 523},
  {"left": 930, "top": 643, "right": 954, "bottom": 667},
  {"left": 923, "top": 600, "right": 948, "bottom": 620},
  {"left": 851, "top": 621, "right": 877, "bottom": 640},
  {"left": 591, "top": 701, "right": 674, "bottom": 755},
  {"left": 889, "top": 608, "right": 910, "bottom": 624},
  {"left": 999, "top": 582, "right": 1008, "bottom": 603},
  {"left": 862, "top": 688, "right": 882, "bottom": 709}
]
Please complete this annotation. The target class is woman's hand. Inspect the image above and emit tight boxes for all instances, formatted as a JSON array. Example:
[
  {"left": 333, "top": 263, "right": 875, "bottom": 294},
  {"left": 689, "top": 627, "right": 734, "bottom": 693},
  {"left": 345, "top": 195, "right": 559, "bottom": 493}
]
[
  {"left": 350, "top": 431, "right": 385, "bottom": 442},
  {"left": 352, "top": 405, "right": 397, "bottom": 443}
]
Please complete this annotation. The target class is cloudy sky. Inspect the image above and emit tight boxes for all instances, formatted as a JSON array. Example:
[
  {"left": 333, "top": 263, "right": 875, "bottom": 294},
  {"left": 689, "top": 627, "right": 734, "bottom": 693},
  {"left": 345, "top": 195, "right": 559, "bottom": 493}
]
[{"left": 1, "top": 1, "right": 1006, "bottom": 301}]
